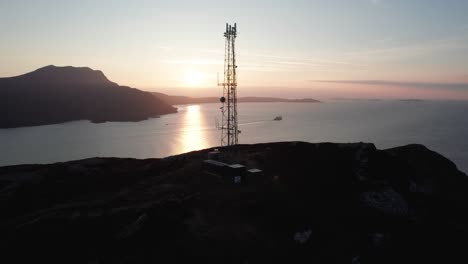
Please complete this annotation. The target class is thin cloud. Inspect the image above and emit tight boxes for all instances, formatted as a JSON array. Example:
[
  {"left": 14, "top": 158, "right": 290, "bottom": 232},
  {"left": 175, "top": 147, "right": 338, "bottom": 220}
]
[
  {"left": 343, "top": 36, "right": 467, "bottom": 62},
  {"left": 312, "top": 80, "right": 468, "bottom": 90},
  {"left": 162, "top": 57, "right": 364, "bottom": 73},
  {"left": 162, "top": 59, "right": 222, "bottom": 66},
  {"left": 265, "top": 60, "right": 321, "bottom": 67},
  {"left": 159, "top": 47, "right": 366, "bottom": 69},
  {"left": 241, "top": 51, "right": 365, "bottom": 67}
]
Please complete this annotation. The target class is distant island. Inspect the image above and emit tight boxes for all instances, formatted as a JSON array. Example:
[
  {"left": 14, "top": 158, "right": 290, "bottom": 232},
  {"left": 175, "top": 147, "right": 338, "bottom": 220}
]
[
  {"left": 331, "top": 98, "right": 425, "bottom": 102},
  {"left": 0, "top": 66, "right": 177, "bottom": 128},
  {"left": 399, "top": 99, "right": 425, "bottom": 102},
  {"left": 331, "top": 98, "right": 383, "bottom": 101},
  {"left": 152, "top": 92, "right": 321, "bottom": 105}
]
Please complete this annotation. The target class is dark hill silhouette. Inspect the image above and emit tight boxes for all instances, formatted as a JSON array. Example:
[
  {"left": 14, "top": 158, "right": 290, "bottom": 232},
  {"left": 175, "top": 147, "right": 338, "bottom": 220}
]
[
  {"left": 0, "top": 65, "right": 177, "bottom": 128},
  {"left": 1, "top": 142, "right": 467, "bottom": 262},
  {"left": 152, "top": 92, "right": 321, "bottom": 105}
]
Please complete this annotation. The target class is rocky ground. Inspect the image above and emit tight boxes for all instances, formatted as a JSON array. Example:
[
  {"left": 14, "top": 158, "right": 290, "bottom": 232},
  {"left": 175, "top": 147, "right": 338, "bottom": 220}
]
[{"left": 1, "top": 142, "right": 467, "bottom": 263}]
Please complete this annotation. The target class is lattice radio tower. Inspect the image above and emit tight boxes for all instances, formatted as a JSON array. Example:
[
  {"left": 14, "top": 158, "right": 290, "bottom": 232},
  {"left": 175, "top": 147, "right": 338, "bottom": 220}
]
[{"left": 218, "top": 23, "right": 239, "bottom": 146}]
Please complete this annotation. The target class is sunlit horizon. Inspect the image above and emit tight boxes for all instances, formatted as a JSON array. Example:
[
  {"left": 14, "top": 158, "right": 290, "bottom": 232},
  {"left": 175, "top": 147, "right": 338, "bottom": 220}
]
[{"left": 1, "top": 0, "right": 468, "bottom": 100}]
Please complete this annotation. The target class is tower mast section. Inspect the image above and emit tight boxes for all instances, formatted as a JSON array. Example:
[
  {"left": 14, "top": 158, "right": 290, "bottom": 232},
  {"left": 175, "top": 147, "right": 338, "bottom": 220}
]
[{"left": 219, "top": 23, "right": 239, "bottom": 146}]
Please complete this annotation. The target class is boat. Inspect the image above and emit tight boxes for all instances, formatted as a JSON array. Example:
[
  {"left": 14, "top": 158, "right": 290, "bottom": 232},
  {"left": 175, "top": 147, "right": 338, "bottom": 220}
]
[{"left": 273, "top": 116, "right": 282, "bottom": 121}]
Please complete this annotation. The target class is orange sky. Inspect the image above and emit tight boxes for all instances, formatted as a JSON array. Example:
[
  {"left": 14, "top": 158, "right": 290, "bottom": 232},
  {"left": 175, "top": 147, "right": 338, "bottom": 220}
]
[{"left": 1, "top": 0, "right": 468, "bottom": 100}]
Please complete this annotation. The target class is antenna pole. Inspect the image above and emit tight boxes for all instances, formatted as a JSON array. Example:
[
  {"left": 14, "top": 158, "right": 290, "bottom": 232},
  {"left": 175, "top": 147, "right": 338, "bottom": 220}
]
[{"left": 218, "top": 23, "right": 239, "bottom": 146}]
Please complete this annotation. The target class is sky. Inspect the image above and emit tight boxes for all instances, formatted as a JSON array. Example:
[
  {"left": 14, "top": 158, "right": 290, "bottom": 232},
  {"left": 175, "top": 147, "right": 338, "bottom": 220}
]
[{"left": 1, "top": 0, "right": 468, "bottom": 99}]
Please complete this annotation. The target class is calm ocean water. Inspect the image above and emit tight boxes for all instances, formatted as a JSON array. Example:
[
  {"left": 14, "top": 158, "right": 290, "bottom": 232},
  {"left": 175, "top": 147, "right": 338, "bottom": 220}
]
[{"left": 1, "top": 101, "right": 467, "bottom": 173}]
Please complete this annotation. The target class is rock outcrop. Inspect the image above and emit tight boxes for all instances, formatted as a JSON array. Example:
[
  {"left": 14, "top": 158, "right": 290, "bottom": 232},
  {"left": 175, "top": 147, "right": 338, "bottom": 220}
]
[{"left": 0, "top": 142, "right": 467, "bottom": 263}]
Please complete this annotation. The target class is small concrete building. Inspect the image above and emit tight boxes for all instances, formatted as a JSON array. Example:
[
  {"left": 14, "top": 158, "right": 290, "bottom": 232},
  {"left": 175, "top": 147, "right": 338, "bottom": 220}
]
[
  {"left": 247, "top": 168, "right": 263, "bottom": 175},
  {"left": 226, "top": 164, "right": 246, "bottom": 185},
  {"left": 203, "top": 159, "right": 228, "bottom": 174},
  {"left": 207, "top": 149, "right": 221, "bottom": 161},
  {"left": 246, "top": 168, "right": 263, "bottom": 185}
]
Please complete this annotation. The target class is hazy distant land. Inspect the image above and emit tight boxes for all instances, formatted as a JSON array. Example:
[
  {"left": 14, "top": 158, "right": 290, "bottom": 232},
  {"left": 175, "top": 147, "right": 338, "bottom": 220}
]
[
  {"left": 332, "top": 97, "right": 425, "bottom": 102},
  {"left": 152, "top": 92, "right": 321, "bottom": 105}
]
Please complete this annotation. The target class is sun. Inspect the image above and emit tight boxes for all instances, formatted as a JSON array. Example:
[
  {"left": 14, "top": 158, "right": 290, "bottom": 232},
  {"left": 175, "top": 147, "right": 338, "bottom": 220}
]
[{"left": 183, "top": 70, "right": 203, "bottom": 87}]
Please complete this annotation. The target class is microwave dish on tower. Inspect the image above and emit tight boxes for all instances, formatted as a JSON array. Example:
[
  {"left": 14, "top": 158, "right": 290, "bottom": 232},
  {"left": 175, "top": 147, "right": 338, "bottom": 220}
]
[{"left": 218, "top": 23, "right": 239, "bottom": 146}]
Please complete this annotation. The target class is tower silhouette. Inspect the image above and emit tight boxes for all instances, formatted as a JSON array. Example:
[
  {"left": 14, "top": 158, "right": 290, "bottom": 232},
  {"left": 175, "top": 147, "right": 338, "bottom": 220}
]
[{"left": 219, "top": 23, "right": 239, "bottom": 146}]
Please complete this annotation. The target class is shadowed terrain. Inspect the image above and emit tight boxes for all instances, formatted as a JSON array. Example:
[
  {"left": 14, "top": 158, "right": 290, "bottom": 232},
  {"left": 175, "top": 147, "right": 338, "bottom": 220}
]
[
  {"left": 1, "top": 142, "right": 467, "bottom": 263},
  {"left": 0, "top": 66, "right": 177, "bottom": 128}
]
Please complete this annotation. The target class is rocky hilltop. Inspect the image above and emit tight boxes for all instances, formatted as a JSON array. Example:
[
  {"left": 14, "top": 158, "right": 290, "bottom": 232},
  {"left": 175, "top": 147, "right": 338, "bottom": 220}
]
[
  {"left": 0, "top": 66, "right": 177, "bottom": 128},
  {"left": 1, "top": 142, "right": 467, "bottom": 263}
]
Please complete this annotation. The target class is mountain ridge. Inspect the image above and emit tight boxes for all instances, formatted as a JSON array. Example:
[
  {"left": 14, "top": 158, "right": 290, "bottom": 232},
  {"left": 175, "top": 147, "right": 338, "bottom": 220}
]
[{"left": 0, "top": 65, "right": 177, "bottom": 128}]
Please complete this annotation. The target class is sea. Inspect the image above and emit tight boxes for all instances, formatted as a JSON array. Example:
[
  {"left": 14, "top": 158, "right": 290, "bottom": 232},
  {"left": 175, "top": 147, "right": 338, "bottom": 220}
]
[{"left": 1, "top": 100, "right": 467, "bottom": 173}]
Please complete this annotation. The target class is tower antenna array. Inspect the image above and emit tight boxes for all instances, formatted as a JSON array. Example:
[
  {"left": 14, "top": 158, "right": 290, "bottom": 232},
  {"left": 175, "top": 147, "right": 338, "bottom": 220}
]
[{"left": 218, "top": 23, "right": 239, "bottom": 146}]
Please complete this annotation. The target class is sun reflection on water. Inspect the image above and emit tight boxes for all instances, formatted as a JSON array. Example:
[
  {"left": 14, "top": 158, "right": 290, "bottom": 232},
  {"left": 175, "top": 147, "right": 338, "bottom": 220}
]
[{"left": 178, "top": 105, "right": 208, "bottom": 153}]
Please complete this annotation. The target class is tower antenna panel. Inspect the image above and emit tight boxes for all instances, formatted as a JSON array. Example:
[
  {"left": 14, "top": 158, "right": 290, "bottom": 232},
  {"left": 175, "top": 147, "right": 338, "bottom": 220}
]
[{"left": 218, "top": 23, "right": 239, "bottom": 146}]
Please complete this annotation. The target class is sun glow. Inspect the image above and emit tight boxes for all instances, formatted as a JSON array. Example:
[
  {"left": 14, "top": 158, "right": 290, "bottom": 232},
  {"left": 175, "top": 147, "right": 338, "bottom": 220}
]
[
  {"left": 183, "top": 70, "right": 204, "bottom": 87},
  {"left": 178, "top": 105, "right": 208, "bottom": 153}
]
